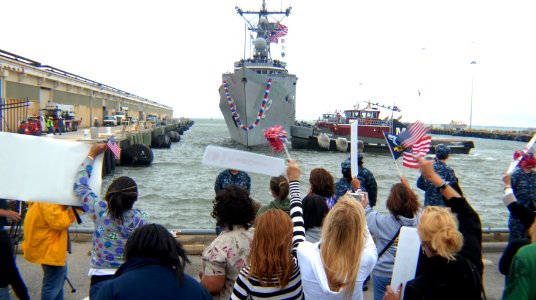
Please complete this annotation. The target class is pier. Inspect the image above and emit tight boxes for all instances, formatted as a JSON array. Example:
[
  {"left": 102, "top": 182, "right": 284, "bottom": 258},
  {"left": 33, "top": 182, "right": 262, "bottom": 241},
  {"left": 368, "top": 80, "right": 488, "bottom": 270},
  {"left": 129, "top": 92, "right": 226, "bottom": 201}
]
[
  {"left": 9, "top": 229, "right": 509, "bottom": 300},
  {"left": 0, "top": 49, "right": 172, "bottom": 133},
  {"left": 431, "top": 127, "right": 535, "bottom": 142}
]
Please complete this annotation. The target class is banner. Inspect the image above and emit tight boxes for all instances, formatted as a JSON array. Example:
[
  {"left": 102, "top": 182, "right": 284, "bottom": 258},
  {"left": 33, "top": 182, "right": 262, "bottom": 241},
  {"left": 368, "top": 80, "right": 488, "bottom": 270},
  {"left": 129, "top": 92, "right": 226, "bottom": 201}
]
[
  {"left": 0, "top": 132, "right": 103, "bottom": 205},
  {"left": 202, "top": 145, "right": 286, "bottom": 177}
]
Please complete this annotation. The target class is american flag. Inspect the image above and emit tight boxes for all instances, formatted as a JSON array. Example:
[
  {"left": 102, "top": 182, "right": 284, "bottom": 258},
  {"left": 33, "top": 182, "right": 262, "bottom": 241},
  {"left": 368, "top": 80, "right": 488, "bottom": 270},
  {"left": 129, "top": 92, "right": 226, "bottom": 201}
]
[
  {"left": 402, "top": 135, "right": 432, "bottom": 168},
  {"left": 107, "top": 136, "right": 121, "bottom": 159},
  {"left": 267, "top": 23, "right": 288, "bottom": 44},
  {"left": 399, "top": 121, "right": 429, "bottom": 149}
]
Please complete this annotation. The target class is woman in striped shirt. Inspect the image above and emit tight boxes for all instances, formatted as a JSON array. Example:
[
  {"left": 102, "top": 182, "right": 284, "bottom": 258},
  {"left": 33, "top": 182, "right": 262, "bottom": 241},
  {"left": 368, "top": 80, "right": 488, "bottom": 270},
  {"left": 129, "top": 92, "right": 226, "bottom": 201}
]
[{"left": 231, "top": 161, "right": 305, "bottom": 299}]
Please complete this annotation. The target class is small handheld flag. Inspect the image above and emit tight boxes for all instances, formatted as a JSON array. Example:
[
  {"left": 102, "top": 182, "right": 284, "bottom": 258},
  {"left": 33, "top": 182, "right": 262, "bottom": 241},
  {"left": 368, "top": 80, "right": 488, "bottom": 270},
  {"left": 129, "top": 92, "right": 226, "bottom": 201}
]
[
  {"left": 398, "top": 121, "right": 429, "bottom": 149},
  {"left": 264, "top": 125, "right": 292, "bottom": 160},
  {"left": 107, "top": 136, "right": 121, "bottom": 159},
  {"left": 402, "top": 136, "right": 432, "bottom": 169}
]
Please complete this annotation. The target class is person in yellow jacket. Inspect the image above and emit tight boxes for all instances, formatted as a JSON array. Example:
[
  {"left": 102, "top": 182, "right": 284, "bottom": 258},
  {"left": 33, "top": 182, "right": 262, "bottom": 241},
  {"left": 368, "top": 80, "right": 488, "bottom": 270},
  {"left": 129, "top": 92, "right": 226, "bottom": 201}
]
[{"left": 22, "top": 202, "right": 77, "bottom": 300}]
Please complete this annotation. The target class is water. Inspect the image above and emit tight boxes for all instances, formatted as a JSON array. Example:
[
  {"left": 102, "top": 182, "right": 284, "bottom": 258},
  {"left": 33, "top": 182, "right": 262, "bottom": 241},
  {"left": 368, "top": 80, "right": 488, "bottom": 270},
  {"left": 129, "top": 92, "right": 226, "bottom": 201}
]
[{"left": 82, "top": 119, "right": 526, "bottom": 230}]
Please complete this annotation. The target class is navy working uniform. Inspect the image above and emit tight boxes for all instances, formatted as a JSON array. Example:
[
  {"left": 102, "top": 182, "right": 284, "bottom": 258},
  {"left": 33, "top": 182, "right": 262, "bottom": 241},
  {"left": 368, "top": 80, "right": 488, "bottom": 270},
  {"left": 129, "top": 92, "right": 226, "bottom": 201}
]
[
  {"left": 214, "top": 170, "right": 251, "bottom": 194},
  {"left": 335, "top": 156, "right": 378, "bottom": 207},
  {"left": 508, "top": 167, "right": 536, "bottom": 241},
  {"left": 417, "top": 145, "right": 458, "bottom": 206}
]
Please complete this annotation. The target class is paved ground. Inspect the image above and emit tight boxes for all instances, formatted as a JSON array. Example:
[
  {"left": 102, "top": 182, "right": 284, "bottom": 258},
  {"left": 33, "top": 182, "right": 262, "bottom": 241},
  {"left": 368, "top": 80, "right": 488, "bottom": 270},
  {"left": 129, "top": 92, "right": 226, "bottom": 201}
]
[{"left": 10, "top": 241, "right": 506, "bottom": 300}]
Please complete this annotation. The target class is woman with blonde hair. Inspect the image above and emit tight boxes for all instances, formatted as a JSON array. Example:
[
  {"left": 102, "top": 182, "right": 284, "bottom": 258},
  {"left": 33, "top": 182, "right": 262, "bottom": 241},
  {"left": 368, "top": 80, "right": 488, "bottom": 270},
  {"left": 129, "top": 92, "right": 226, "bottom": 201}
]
[
  {"left": 298, "top": 195, "right": 377, "bottom": 299},
  {"left": 384, "top": 157, "right": 484, "bottom": 300}
]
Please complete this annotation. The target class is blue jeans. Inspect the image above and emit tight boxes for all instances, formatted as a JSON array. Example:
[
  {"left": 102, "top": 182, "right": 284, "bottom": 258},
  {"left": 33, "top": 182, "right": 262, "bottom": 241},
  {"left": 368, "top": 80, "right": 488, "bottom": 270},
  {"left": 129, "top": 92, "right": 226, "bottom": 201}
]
[
  {"left": 373, "top": 275, "right": 391, "bottom": 300},
  {"left": 41, "top": 264, "right": 67, "bottom": 300},
  {"left": 0, "top": 287, "right": 10, "bottom": 300}
]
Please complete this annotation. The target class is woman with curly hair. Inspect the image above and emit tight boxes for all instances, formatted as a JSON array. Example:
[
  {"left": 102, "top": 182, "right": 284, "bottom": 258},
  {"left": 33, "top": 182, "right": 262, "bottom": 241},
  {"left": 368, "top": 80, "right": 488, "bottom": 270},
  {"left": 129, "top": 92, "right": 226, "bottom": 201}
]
[
  {"left": 359, "top": 178, "right": 420, "bottom": 300},
  {"left": 200, "top": 185, "right": 256, "bottom": 299},
  {"left": 309, "top": 168, "right": 337, "bottom": 209}
]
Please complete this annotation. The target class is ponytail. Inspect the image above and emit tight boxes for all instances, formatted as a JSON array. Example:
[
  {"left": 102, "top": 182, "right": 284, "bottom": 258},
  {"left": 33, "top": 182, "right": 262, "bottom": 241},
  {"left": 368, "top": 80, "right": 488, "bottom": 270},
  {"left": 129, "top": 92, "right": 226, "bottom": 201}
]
[
  {"left": 270, "top": 176, "right": 289, "bottom": 201},
  {"left": 105, "top": 176, "right": 138, "bottom": 224}
]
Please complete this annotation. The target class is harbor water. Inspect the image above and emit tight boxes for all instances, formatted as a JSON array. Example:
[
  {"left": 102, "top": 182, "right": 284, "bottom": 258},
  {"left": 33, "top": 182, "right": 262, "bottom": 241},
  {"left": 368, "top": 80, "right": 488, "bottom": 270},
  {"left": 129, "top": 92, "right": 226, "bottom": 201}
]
[{"left": 83, "top": 119, "right": 524, "bottom": 230}]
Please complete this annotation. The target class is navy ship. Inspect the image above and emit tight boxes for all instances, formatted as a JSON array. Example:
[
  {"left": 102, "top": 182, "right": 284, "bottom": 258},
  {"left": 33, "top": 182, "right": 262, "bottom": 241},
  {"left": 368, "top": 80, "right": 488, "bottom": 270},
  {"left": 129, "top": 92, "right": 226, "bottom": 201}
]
[{"left": 219, "top": 0, "right": 297, "bottom": 147}]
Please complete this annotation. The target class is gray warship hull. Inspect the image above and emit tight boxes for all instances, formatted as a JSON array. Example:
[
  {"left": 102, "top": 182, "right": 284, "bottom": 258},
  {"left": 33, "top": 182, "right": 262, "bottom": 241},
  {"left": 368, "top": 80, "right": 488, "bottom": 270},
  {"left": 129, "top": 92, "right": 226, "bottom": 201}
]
[{"left": 219, "top": 67, "right": 297, "bottom": 147}]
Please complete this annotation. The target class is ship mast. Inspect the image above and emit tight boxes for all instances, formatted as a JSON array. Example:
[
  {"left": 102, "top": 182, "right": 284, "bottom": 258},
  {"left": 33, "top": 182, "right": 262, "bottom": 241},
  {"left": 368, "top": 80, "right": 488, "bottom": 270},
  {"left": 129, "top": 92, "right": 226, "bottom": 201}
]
[{"left": 235, "top": 0, "right": 291, "bottom": 61}]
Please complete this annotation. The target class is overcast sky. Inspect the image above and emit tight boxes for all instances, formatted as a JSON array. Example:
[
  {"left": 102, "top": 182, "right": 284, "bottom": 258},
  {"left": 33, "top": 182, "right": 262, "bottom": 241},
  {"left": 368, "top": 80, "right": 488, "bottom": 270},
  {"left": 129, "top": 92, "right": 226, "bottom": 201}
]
[{"left": 2, "top": 0, "right": 535, "bottom": 128}]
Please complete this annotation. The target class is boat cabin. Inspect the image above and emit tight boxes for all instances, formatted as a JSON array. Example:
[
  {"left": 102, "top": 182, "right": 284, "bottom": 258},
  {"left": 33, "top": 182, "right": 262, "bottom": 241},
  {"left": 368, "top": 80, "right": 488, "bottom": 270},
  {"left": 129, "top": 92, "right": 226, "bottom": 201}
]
[{"left": 344, "top": 108, "right": 380, "bottom": 121}]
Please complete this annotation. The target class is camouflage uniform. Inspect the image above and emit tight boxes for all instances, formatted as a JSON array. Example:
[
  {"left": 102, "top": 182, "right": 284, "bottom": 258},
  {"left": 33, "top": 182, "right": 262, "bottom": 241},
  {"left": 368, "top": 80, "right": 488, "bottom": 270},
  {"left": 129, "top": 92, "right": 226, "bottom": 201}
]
[
  {"left": 417, "top": 160, "right": 458, "bottom": 206},
  {"left": 214, "top": 170, "right": 251, "bottom": 194},
  {"left": 335, "top": 178, "right": 367, "bottom": 199},
  {"left": 357, "top": 167, "right": 378, "bottom": 207},
  {"left": 508, "top": 168, "right": 536, "bottom": 241}
]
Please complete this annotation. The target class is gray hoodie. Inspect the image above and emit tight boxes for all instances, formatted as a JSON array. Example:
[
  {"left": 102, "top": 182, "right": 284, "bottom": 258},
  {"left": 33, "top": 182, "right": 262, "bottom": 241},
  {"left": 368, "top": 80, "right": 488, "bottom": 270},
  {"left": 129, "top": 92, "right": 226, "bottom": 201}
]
[{"left": 365, "top": 206, "right": 419, "bottom": 278}]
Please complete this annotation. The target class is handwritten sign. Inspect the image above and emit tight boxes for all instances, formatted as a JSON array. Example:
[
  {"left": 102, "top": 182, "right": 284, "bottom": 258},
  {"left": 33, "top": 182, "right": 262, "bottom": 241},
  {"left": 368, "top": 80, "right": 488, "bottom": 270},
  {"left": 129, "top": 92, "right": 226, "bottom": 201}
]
[
  {"left": 202, "top": 145, "right": 286, "bottom": 176},
  {"left": 391, "top": 226, "right": 421, "bottom": 298},
  {"left": 0, "top": 132, "right": 103, "bottom": 205}
]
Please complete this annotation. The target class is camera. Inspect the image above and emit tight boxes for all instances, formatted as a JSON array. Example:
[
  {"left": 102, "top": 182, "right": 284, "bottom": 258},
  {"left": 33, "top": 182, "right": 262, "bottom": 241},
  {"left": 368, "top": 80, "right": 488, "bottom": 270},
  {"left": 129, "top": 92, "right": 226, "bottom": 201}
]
[{"left": 348, "top": 192, "right": 365, "bottom": 201}]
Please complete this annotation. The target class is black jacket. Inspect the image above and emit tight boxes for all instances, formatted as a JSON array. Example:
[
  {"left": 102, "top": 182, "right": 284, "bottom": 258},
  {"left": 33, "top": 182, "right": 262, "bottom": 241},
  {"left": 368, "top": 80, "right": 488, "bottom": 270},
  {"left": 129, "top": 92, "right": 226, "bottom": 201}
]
[
  {"left": 404, "top": 197, "right": 484, "bottom": 300},
  {"left": 94, "top": 257, "right": 211, "bottom": 300}
]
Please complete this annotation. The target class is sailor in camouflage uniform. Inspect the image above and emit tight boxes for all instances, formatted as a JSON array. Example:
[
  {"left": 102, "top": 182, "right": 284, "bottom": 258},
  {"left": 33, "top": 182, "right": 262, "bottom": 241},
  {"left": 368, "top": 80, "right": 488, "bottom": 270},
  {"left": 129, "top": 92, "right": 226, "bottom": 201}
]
[
  {"left": 214, "top": 169, "right": 251, "bottom": 194},
  {"left": 335, "top": 154, "right": 378, "bottom": 207},
  {"left": 417, "top": 144, "right": 458, "bottom": 206},
  {"left": 357, "top": 154, "right": 378, "bottom": 207},
  {"left": 508, "top": 151, "right": 536, "bottom": 241}
]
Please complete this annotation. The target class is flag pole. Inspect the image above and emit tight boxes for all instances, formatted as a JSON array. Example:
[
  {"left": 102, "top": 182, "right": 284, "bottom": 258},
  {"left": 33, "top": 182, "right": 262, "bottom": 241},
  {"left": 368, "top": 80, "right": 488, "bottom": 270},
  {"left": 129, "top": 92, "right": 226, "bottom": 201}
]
[{"left": 384, "top": 133, "right": 403, "bottom": 178}]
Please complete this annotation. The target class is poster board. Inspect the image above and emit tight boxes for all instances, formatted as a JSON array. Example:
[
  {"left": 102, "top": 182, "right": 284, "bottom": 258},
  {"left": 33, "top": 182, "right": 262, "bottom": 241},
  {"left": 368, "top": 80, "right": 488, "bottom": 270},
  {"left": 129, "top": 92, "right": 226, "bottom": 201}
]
[
  {"left": 351, "top": 121, "right": 359, "bottom": 177},
  {"left": 202, "top": 145, "right": 286, "bottom": 177},
  {"left": 0, "top": 132, "right": 103, "bottom": 205},
  {"left": 391, "top": 226, "right": 421, "bottom": 298}
]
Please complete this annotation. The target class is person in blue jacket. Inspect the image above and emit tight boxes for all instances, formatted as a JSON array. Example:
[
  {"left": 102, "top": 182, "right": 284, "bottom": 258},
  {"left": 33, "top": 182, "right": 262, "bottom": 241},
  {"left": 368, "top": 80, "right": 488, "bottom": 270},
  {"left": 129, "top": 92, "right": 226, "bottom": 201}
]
[
  {"left": 94, "top": 223, "right": 211, "bottom": 300},
  {"left": 214, "top": 169, "right": 251, "bottom": 194}
]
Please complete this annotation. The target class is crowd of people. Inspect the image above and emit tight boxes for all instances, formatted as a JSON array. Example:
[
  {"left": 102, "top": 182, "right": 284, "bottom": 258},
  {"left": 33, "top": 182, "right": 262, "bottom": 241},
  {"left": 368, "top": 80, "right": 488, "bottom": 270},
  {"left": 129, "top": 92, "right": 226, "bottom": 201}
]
[{"left": 0, "top": 143, "right": 535, "bottom": 300}]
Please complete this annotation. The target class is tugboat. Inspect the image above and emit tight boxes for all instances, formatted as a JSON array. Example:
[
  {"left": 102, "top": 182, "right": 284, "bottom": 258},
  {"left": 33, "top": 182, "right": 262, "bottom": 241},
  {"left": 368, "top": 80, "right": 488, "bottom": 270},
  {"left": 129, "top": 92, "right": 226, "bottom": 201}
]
[
  {"left": 291, "top": 101, "right": 474, "bottom": 154},
  {"left": 218, "top": 0, "right": 297, "bottom": 147}
]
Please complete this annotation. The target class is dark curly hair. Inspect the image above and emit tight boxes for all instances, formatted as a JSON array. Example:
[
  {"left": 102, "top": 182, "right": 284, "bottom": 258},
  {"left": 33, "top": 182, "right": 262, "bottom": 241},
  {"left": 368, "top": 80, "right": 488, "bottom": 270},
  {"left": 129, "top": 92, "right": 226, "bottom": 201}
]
[
  {"left": 211, "top": 185, "right": 256, "bottom": 230},
  {"left": 309, "top": 168, "right": 335, "bottom": 198}
]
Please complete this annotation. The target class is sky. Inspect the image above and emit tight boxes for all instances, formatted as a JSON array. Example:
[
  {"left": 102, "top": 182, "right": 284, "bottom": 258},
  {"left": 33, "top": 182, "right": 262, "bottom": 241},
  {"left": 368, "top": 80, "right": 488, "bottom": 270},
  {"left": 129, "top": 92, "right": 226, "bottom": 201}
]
[{"left": 2, "top": 0, "right": 536, "bottom": 128}]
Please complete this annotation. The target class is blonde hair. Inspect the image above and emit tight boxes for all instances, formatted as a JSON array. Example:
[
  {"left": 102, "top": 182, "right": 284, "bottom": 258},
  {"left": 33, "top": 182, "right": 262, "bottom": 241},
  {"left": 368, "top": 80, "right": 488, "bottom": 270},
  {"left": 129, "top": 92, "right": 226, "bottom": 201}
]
[
  {"left": 249, "top": 209, "right": 294, "bottom": 287},
  {"left": 418, "top": 206, "right": 463, "bottom": 260},
  {"left": 320, "top": 196, "right": 367, "bottom": 299}
]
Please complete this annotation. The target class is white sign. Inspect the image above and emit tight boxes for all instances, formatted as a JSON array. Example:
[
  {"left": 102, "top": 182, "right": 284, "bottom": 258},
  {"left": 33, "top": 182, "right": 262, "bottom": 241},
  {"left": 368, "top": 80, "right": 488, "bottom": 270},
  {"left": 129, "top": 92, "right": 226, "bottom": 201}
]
[
  {"left": 391, "top": 226, "right": 421, "bottom": 298},
  {"left": 0, "top": 132, "right": 103, "bottom": 205},
  {"left": 351, "top": 122, "right": 359, "bottom": 177},
  {"left": 202, "top": 145, "right": 286, "bottom": 177}
]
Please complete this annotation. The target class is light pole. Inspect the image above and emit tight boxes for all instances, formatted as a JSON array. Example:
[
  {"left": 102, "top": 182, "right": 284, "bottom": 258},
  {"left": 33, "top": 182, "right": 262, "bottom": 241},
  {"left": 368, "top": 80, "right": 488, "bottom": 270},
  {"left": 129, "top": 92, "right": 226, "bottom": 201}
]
[{"left": 469, "top": 61, "right": 476, "bottom": 129}]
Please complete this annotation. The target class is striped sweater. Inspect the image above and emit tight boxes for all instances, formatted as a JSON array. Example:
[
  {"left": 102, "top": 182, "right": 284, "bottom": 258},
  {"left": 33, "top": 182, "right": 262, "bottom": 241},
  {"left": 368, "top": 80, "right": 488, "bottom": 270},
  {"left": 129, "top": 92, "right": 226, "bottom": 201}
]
[{"left": 231, "top": 181, "right": 305, "bottom": 299}]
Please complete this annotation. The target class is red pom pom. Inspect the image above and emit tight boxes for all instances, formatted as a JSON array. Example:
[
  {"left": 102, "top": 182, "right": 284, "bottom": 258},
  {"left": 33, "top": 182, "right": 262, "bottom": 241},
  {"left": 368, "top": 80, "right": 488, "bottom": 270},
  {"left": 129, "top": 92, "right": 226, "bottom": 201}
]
[
  {"left": 264, "top": 125, "right": 288, "bottom": 152},
  {"left": 514, "top": 150, "right": 536, "bottom": 170}
]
